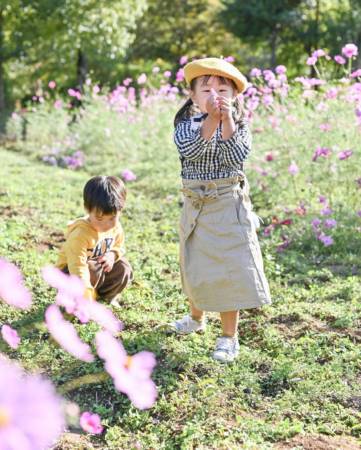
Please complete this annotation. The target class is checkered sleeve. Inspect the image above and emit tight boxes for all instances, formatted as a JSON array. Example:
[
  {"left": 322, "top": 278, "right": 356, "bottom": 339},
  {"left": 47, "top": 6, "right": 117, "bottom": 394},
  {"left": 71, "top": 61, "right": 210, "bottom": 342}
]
[
  {"left": 218, "top": 120, "right": 252, "bottom": 167},
  {"left": 174, "top": 119, "right": 213, "bottom": 161}
]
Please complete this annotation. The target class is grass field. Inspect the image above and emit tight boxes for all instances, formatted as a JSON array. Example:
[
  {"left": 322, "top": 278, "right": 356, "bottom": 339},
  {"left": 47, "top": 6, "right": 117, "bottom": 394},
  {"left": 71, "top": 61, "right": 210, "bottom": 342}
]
[{"left": 1, "top": 109, "right": 361, "bottom": 450}]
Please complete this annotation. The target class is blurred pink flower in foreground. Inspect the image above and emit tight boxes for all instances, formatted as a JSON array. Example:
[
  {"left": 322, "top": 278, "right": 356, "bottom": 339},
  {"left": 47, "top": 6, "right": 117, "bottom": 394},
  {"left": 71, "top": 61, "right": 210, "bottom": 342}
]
[
  {"left": 0, "top": 358, "right": 65, "bottom": 450},
  {"left": 42, "top": 266, "right": 122, "bottom": 334},
  {"left": 342, "top": 43, "right": 358, "bottom": 58},
  {"left": 48, "top": 81, "right": 56, "bottom": 89},
  {"left": 1, "top": 325, "right": 20, "bottom": 349},
  {"left": 45, "top": 305, "right": 94, "bottom": 362},
  {"left": 96, "top": 331, "right": 157, "bottom": 410},
  {"left": 0, "top": 258, "right": 32, "bottom": 310},
  {"left": 80, "top": 412, "right": 103, "bottom": 435},
  {"left": 121, "top": 169, "right": 137, "bottom": 182}
]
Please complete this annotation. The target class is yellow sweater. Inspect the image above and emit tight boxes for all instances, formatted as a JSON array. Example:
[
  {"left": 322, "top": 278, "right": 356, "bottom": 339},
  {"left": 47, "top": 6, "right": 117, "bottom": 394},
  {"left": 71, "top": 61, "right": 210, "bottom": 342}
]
[{"left": 56, "top": 217, "right": 125, "bottom": 299}]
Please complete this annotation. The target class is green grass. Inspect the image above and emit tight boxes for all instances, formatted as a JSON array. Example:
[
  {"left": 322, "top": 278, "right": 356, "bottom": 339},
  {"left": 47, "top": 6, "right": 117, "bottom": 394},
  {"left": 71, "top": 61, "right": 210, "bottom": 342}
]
[{"left": 0, "top": 132, "right": 361, "bottom": 449}]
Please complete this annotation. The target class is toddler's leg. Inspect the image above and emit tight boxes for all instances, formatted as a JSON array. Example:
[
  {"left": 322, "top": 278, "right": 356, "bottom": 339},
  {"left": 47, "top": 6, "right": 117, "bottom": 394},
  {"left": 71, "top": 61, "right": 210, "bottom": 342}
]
[
  {"left": 96, "top": 257, "right": 133, "bottom": 301},
  {"left": 219, "top": 310, "right": 239, "bottom": 337},
  {"left": 190, "top": 299, "right": 204, "bottom": 321}
]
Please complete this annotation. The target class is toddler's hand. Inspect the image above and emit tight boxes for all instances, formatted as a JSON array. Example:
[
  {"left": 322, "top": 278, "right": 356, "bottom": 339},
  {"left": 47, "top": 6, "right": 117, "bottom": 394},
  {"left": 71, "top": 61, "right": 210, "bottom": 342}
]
[
  {"left": 97, "top": 251, "right": 115, "bottom": 273},
  {"left": 218, "top": 96, "right": 233, "bottom": 122},
  {"left": 205, "top": 89, "right": 221, "bottom": 121}
]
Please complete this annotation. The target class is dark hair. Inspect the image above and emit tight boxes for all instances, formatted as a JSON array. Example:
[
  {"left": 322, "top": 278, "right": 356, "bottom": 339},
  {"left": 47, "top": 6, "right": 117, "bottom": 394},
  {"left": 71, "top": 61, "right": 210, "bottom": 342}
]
[
  {"left": 83, "top": 176, "right": 126, "bottom": 214},
  {"left": 174, "top": 75, "right": 245, "bottom": 127}
]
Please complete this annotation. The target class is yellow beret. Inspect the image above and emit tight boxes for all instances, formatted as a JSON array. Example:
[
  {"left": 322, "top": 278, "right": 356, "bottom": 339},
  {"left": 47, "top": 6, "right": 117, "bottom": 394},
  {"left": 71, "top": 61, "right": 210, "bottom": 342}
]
[{"left": 184, "top": 57, "right": 248, "bottom": 93}]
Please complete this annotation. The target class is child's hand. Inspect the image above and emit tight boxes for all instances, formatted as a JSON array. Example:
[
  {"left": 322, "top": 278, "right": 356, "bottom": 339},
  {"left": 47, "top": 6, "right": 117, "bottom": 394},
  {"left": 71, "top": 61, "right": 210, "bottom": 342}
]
[
  {"left": 97, "top": 252, "right": 115, "bottom": 273},
  {"left": 218, "top": 96, "right": 233, "bottom": 122},
  {"left": 205, "top": 89, "right": 221, "bottom": 121}
]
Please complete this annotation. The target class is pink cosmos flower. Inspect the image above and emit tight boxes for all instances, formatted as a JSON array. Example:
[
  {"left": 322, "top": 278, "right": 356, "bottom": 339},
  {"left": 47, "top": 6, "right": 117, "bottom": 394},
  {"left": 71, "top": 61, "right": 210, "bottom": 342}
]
[
  {"left": 319, "top": 195, "right": 327, "bottom": 203},
  {"left": 334, "top": 55, "right": 346, "bottom": 65},
  {"left": 54, "top": 100, "right": 63, "bottom": 109},
  {"left": 275, "top": 65, "right": 287, "bottom": 75},
  {"left": 137, "top": 73, "right": 147, "bottom": 84},
  {"left": 342, "top": 43, "right": 358, "bottom": 58},
  {"left": 121, "top": 169, "right": 137, "bottom": 182},
  {"left": 45, "top": 305, "right": 94, "bottom": 362},
  {"left": 338, "top": 150, "right": 353, "bottom": 160},
  {"left": 96, "top": 331, "right": 157, "bottom": 410},
  {"left": 324, "top": 219, "right": 337, "bottom": 229},
  {"left": 179, "top": 56, "right": 188, "bottom": 66},
  {"left": 42, "top": 266, "right": 122, "bottom": 333},
  {"left": 42, "top": 266, "right": 85, "bottom": 317},
  {"left": 312, "top": 146, "right": 331, "bottom": 162},
  {"left": 0, "top": 258, "right": 32, "bottom": 310},
  {"left": 276, "top": 235, "right": 291, "bottom": 252},
  {"left": 224, "top": 56, "right": 235, "bottom": 63},
  {"left": 163, "top": 70, "right": 171, "bottom": 78},
  {"left": 312, "top": 49, "right": 326, "bottom": 58},
  {"left": 318, "top": 233, "right": 334, "bottom": 246},
  {"left": 311, "top": 218, "right": 321, "bottom": 231},
  {"left": 0, "top": 359, "right": 65, "bottom": 449},
  {"left": 1, "top": 325, "right": 20, "bottom": 349},
  {"left": 123, "top": 78, "right": 132, "bottom": 86},
  {"left": 48, "top": 81, "right": 56, "bottom": 89},
  {"left": 176, "top": 68, "right": 184, "bottom": 83},
  {"left": 265, "top": 152, "right": 274, "bottom": 161},
  {"left": 326, "top": 87, "right": 338, "bottom": 99},
  {"left": 307, "top": 56, "right": 317, "bottom": 66},
  {"left": 80, "top": 412, "right": 103, "bottom": 435},
  {"left": 320, "top": 206, "right": 333, "bottom": 216},
  {"left": 351, "top": 69, "right": 361, "bottom": 78},
  {"left": 288, "top": 162, "right": 299, "bottom": 175},
  {"left": 319, "top": 123, "right": 332, "bottom": 132},
  {"left": 68, "top": 89, "right": 81, "bottom": 100},
  {"left": 250, "top": 68, "right": 262, "bottom": 77}
]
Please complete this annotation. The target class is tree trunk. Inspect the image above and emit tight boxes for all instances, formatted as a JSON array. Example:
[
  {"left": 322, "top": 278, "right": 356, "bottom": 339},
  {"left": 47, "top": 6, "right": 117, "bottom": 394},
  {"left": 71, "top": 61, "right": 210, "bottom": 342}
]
[
  {"left": 76, "top": 49, "right": 87, "bottom": 92},
  {"left": 0, "top": 11, "right": 6, "bottom": 112},
  {"left": 270, "top": 29, "right": 278, "bottom": 68}
]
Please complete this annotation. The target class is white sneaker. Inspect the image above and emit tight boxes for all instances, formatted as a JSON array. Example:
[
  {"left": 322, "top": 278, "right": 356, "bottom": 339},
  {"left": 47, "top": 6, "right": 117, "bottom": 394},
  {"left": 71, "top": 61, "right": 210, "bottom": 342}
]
[
  {"left": 169, "top": 314, "right": 206, "bottom": 335},
  {"left": 212, "top": 336, "right": 240, "bottom": 363}
]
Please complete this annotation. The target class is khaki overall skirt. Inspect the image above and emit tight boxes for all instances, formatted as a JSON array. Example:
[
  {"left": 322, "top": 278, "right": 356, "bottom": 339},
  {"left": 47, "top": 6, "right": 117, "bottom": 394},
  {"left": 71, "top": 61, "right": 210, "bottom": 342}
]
[{"left": 179, "top": 174, "right": 272, "bottom": 312}]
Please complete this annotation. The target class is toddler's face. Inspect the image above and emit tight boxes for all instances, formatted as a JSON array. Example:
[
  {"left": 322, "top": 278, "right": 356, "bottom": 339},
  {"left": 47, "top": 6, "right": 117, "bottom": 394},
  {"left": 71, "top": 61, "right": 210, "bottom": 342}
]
[
  {"left": 88, "top": 210, "right": 120, "bottom": 232},
  {"left": 191, "top": 76, "right": 235, "bottom": 113}
]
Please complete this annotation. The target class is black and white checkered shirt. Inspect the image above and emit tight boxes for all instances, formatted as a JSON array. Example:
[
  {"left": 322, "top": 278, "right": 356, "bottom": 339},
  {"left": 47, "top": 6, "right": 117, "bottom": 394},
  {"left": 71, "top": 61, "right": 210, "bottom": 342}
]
[{"left": 174, "top": 113, "right": 252, "bottom": 180}]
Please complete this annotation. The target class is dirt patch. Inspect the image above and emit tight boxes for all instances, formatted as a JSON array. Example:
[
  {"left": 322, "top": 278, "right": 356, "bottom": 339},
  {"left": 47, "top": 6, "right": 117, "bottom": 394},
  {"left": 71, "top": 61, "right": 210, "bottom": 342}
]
[
  {"left": 273, "top": 316, "right": 361, "bottom": 344},
  {"left": 0, "top": 204, "right": 37, "bottom": 218},
  {"left": 276, "top": 434, "right": 361, "bottom": 449},
  {"left": 37, "top": 231, "right": 65, "bottom": 252},
  {"left": 53, "top": 432, "right": 95, "bottom": 450}
]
